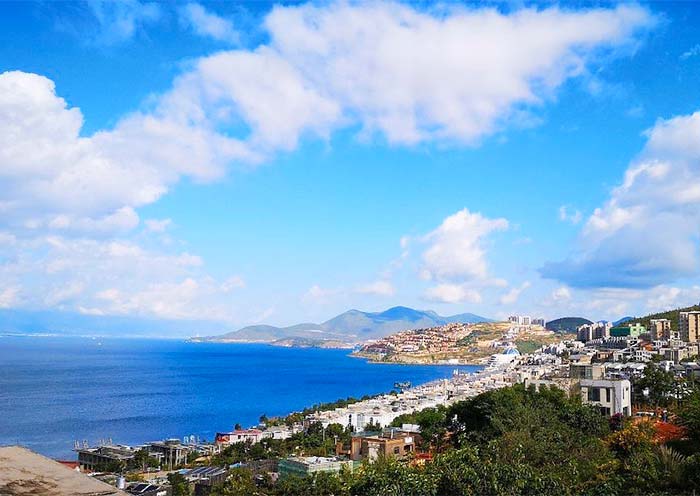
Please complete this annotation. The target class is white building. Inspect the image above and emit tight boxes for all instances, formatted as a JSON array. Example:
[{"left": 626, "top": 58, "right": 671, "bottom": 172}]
[
  {"left": 508, "top": 315, "right": 532, "bottom": 326},
  {"left": 577, "top": 321, "right": 612, "bottom": 342},
  {"left": 579, "top": 379, "right": 631, "bottom": 416}
]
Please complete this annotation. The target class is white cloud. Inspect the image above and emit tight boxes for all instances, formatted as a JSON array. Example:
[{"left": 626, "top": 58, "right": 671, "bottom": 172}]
[
  {"left": 356, "top": 280, "right": 395, "bottom": 297},
  {"left": 424, "top": 283, "right": 482, "bottom": 304},
  {"left": 0, "top": 2, "right": 654, "bottom": 233},
  {"left": 0, "top": 70, "right": 252, "bottom": 236},
  {"left": 0, "top": 2, "right": 657, "bottom": 322},
  {"left": 499, "top": 281, "right": 531, "bottom": 305},
  {"left": 543, "top": 110, "right": 700, "bottom": 288},
  {"left": 87, "top": 0, "right": 161, "bottom": 44},
  {"left": 0, "top": 287, "right": 20, "bottom": 309},
  {"left": 558, "top": 205, "right": 582, "bottom": 224},
  {"left": 45, "top": 281, "right": 85, "bottom": 307},
  {"left": 681, "top": 44, "right": 700, "bottom": 60},
  {"left": 264, "top": 2, "right": 652, "bottom": 145},
  {"left": 422, "top": 208, "right": 508, "bottom": 282},
  {"left": 92, "top": 277, "right": 235, "bottom": 320},
  {"left": 551, "top": 286, "right": 572, "bottom": 302},
  {"left": 221, "top": 276, "right": 246, "bottom": 292},
  {"left": 0, "top": 234, "right": 243, "bottom": 321},
  {"left": 179, "top": 3, "right": 239, "bottom": 44},
  {"left": 302, "top": 284, "right": 341, "bottom": 304},
  {"left": 145, "top": 218, "right": 172, "bottom": 233}
]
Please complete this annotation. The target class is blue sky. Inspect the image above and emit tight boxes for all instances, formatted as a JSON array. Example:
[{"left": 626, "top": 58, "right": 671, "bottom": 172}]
[{"left": 1, "top": 0, "right": 700, "bottom": 330}]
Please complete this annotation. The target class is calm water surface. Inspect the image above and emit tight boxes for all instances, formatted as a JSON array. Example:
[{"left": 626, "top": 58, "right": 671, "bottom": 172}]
[{"left": 0, "top": 336, "right": 480, "bottom": 458}]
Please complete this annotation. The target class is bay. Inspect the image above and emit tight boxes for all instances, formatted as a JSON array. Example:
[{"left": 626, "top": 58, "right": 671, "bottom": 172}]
[{"left": 0, "top": 336, "right": 480, "bottom": 458}]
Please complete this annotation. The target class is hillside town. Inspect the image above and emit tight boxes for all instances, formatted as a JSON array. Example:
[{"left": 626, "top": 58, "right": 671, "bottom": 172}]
[
  {"left": 352, "top": 316, "right": 558, "bottom": 364},
  {"left": 5, "top": 308, "right": 700, "bottom": 495}
]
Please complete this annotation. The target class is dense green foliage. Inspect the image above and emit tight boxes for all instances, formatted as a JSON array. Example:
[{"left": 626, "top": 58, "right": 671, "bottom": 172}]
[
  {"left": 167, "top": 472, "right": 191, "bottom": 496},
  {"left": 210, "top": 422, "right": 353, "bottom": 466},
  {"left": 629, "top": 304, "right": 700, "bottom": 331},
  {"left": 206, "top": 383, "right": 700, "bottom": 496}
]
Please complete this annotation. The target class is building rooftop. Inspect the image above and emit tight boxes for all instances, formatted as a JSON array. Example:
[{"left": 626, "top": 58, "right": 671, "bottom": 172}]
[{"left": 0, "top": 446, "right": 127, "bottom": 496}]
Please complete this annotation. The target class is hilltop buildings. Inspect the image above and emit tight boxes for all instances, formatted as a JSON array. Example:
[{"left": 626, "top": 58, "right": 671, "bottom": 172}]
[
  {"left": 278, "top": 457, "right": 353, "bottom": 478},
  {"left": 508, "top": 315, "right": 545, "bottom": 327},
  {"left": 75, "top": 438, "right": 217, "bottom": 472},
  {"left": 650, "top": 319, "right": 673, "bottom": 340},
  {"left": 577, "top": 321, "right": 612, "bottom": 342},
  {"left": 680, "top": 311, "right": 700, "bottom": 343},
  {"left": 342, "top": 428, "right": 417, "bottom": 462}
]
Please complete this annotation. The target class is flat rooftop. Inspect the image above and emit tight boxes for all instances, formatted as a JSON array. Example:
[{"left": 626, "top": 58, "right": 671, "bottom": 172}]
[{"left": 0, "top": 446, "right": 127, "bottom": 496}]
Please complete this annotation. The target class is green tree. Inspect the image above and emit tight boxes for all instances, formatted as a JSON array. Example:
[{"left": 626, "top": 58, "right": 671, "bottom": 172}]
[
  {"left": 678, "top": 391, "right": 700, "bottom": 447},
  {"left": 210, "top": 468, "right": 267, "bottom": 496},
  {"left": 349, "top": 456, "right": 435, "bottom": 496},
  {"left": 636, "top": 363, "right": 676, "bottom": 407},
  {"left": 167, "top": 472, "right": 191, "bottom": 496},
  {"left": 129, "top": 448, "right": 160, "bottom": 472}
]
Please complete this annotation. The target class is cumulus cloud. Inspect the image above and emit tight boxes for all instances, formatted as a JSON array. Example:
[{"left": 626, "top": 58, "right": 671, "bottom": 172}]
[
  {"left": 0, "top": 2, "right": 654, "bottom": 234},
  {"left": 0, "top": 71, "right": 251, "bottom": 237},
  {"left": 418, "top": 208, "right": 508, "bottom": 304},
  {"left": 542, "top": 111, "right": 700, "bottom": 288},
  {"left": 421, "top": 209, "right": 508, "bottom": 282},
  {"left": 263, "top": 2, "right": 653, "bottom": 145},
  {"left": 0, "top": 1, "right": 656, "bottom": 320},
  {"left": 179, "top": 3, "right": 239, "bottom": 43}
]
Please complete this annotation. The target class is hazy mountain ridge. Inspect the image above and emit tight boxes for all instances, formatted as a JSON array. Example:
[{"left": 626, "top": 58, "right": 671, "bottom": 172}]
[{"left": 196, "top": 306, "right": 493, "bottom": 344}]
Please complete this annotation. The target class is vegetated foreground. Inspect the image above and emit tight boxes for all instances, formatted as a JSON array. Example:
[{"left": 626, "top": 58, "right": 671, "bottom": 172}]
[{"left": 202, "top": 379, "right": 700, "bottom": 496}]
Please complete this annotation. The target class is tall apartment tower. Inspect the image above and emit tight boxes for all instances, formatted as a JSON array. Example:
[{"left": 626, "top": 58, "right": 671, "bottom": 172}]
[
  {"left": 649, "top": 319, "right": 672, "bottom": 340},
  {"left": 679, "top": 311, "right": 700, "bottom": 343}
]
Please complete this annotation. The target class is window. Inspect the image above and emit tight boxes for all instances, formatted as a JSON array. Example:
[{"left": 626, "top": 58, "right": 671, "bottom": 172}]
[
  {"left": 393, "top": 447, "right": 400, "bottom": 455},
  {"left": 587, "top": 387, "right": 601, "bottom": 402},
  {"left": 605, "top": 388, "right": 611, "bottom": 403}
]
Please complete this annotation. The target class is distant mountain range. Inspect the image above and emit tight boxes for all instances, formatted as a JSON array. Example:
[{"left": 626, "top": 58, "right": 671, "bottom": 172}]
[{"left": 194, "top": 306, "right": 493, "bottom": 344}]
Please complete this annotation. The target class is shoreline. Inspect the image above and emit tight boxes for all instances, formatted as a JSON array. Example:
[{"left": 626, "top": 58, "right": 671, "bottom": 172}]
[{"left": 1, "top": 336, "right": 479, "bottom": 459}]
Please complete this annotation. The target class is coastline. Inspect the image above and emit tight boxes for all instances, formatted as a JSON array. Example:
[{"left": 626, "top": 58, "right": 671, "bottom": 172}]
[{"left": 0, "top": 337, "right": 477, "bottom": 458}]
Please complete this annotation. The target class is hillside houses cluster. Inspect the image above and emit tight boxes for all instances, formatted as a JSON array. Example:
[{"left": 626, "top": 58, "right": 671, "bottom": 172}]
[
  {"left": 574, "top": 311, "right": 700, "bottom": 365},
  {"left": 359, "top": 322, "right": 473, "bottom": 356}
]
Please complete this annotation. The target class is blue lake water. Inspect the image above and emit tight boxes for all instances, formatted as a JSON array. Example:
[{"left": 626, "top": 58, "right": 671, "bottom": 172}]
[{"left": 0, "top": 337, "right": 480, "bottom": 458}]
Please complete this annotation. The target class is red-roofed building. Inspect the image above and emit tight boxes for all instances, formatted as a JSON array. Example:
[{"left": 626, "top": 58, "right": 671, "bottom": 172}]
[{"left": 216, "top": 429, "right": 264, "bottom": 445}]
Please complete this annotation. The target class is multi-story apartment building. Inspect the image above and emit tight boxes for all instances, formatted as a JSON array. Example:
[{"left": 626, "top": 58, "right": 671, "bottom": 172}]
[
  {"left": 576, "top": 322, "right": 611, "bottom": 342},
  {"left": 650, "top": 319, "right": 673, "bottom": 340},
  {"left": 680, "top": 311, "right": 700, "bottom": 343}
]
